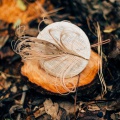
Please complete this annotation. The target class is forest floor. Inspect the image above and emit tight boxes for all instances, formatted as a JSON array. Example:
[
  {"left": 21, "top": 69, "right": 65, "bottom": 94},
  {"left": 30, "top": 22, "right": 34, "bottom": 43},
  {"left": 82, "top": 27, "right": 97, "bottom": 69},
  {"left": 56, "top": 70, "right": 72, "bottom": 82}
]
[{"left": 0, "top": 0, "right": 120, "bottom": 120}]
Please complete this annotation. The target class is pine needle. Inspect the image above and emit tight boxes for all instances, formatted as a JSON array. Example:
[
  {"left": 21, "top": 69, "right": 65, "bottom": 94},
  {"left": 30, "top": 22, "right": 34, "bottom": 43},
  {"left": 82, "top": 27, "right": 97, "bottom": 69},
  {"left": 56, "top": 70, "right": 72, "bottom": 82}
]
[{"left": 96, "top": 22, "right": 107, "bottom": 97}]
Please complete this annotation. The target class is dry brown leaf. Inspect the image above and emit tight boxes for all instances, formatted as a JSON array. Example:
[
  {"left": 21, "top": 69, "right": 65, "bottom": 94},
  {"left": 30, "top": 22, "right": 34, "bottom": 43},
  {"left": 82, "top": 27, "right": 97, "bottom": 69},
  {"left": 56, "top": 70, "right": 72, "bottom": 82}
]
[
  {"left": 43, "top": 99, "right": 59, "bottom": 119},
  {"left": 104, "top": 23, "right": 118, "bottom": 33},
  {"left": 59, "top": 101, "right": 79, "bottom": 115}
]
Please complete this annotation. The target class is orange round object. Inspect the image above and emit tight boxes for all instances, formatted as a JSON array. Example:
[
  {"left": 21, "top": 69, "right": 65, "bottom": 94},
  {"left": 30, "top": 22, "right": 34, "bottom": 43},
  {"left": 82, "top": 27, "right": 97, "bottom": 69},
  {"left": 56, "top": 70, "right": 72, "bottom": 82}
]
[{"left": 21, "top": 50, "right": 101, "bottom": 94}]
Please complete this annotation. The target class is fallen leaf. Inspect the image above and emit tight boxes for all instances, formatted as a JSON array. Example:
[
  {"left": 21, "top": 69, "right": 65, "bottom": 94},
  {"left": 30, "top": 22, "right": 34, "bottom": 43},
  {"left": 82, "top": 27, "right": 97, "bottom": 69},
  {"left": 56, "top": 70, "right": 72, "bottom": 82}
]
[
  {"left": 88, "top": 104, "right": 100, "bottom": 111},
  {"left": 59, "top": 101, "right": 79, "bottom": 115},
  {"left": 33, "top": 107, "right": 45, "bottom": 118},
  {"left": 104, "top": 23, "right": 118, "bottom": 33},
  {"left": 43, "top": 99, "right": 59, "bottom": 119}
]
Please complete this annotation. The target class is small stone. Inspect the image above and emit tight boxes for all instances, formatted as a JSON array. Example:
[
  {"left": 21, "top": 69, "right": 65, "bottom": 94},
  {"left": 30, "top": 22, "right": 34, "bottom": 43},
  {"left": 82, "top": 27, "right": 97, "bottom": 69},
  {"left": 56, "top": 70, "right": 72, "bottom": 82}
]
[
  {"left": 10, "top": 86, "right": 17, "bottom": 93},
  {"left": 97, "top": 111, "right": 103, "bottom": 118}
]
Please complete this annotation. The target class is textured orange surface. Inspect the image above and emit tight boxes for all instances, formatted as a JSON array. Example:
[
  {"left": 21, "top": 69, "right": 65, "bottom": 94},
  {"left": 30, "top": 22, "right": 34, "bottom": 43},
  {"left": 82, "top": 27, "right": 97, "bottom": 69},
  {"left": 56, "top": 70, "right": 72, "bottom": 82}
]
[
  {"left": 0, "top": 0, "right": 45, "bottom": 24},
  {"left": 21, "top": 50, "right": 101, "bottom": 93}
]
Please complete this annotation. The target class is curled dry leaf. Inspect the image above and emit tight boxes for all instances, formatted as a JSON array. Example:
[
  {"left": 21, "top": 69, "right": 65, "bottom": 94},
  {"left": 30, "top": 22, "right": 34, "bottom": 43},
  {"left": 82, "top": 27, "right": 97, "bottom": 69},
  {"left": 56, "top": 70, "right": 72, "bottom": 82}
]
[
  {"left": 103, "top": 23, "right": 118, "bottom": 33},
  {"left": 43, "top": 99, "right": 59, "bottom": 119},
  {"left": 9, "top": 105, "right": 23, "bottom": 114},
  {"left": 33, "top": 107, "right": 45, "bottom": 118},
  {"left": 88, "top": 104, "right": 100, "bottom": 111}
]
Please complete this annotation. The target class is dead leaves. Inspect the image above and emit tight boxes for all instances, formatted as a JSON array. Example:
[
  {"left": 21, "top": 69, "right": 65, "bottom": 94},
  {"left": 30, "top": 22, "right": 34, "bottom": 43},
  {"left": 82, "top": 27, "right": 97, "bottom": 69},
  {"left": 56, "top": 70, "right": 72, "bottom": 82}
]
[{"left": 44, "top": 99, "right": 59, "bottom": 119}]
